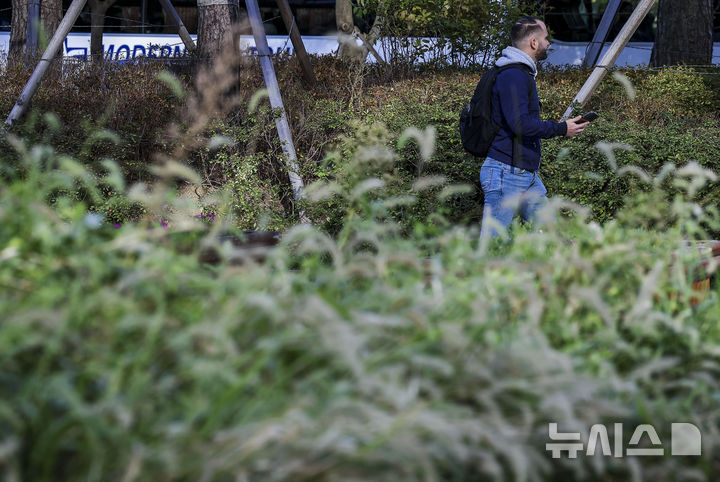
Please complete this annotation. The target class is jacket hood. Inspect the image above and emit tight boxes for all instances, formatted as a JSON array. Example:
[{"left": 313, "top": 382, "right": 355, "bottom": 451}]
[{"left": 495, "top": 47, "right": 537, "bottom": 77}]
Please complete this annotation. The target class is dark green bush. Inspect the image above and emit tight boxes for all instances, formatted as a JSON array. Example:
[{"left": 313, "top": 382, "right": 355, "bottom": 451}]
[
  {"left": 372, "top": 0, "right": 524, "bottom": 67},
  {"left": 0, "top": 60, "right": 181, "bottom": 181},
  {"left": 2, "top": 124, "right": 720, "bottom": 481},
  {"left": 3, "top": 58, "right": 719, "bottom": 230},
  {"left": 352, "top": 66, "right": 720, "bottom": 228}
]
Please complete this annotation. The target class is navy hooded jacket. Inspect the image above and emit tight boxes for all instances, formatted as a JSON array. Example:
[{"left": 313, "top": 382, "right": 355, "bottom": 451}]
[{"left": 487, "top": 48, "right": 567, "bottom": 172}]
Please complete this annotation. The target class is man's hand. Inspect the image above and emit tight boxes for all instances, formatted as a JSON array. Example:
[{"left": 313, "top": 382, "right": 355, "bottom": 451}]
[{"left": 565, "top": 116, "right": 589, "bottom": 138}]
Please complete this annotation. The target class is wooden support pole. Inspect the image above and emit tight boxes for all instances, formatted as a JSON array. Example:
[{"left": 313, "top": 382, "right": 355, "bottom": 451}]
[
  {"left": 158, "top": 0, "right": 196, "bottom": 54},
  {"left": 357, "top": 30, "right": 386, "bottom": 65},
  {"left": 26, "top": 0, "right": 41, "bottom": 59},
  {"left": 245, "top": 0, "right": 308, "bottom": 219},
  {"left": 274, "top": 0, "right": 317, "bottom": 86},
  {"left": 582, "top": 0, "right": 623, "bottom": 68},
  {"left": 563, "top": 0, "right": 656, "bottom": 119},
  {"left": 6, "top": 0, "right": 88, "bottom": 127}
]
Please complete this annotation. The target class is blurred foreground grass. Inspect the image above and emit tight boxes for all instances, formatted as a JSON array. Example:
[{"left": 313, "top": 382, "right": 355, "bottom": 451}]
[{"left": 2, "top": 125, "right": 720, "bottom": 482}]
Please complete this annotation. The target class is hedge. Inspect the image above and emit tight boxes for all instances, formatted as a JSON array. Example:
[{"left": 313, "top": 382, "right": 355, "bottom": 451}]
[
  {"left": 3, "top": 55, "right": 720, "bottom": 482},
  {"left": 2, "top": 115, "right": 720, "bottom": 480},
  {"left": 1, "top": 57, "right": 719, "bottom": 231}
]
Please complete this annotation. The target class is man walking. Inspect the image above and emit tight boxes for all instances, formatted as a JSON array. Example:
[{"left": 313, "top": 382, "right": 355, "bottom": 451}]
[{"left": 480, "top": 16, "right": 588, "bottom": 238}]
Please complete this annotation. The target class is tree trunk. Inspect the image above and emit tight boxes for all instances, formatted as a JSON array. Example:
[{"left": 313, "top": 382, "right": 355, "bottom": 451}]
[
  {"left": 651, "top": 0, "right": 713, "bottom": 66},
  {"left": 10, "top": 0, "right": 63, "bottom": 63},
  {"left": 335, "top": 0, "right": 384, "bottom": 62},
  {"left": 335, "top": 0, "right": 363, "bottom": 60},
  {"left": 89, "top": 0, "right": 116, "bottom": 62},
  {"left": 10, "top": 0, "right": 29, "bottom": 61},
  {"left": 39, "top": 0, "right": 61, "bottom": 42},
  {"left": 336, "top": 0, "right": 354, "bottom": 37},
  {"left": 197, "top": 0, "right": 239, "bottom": 59}
]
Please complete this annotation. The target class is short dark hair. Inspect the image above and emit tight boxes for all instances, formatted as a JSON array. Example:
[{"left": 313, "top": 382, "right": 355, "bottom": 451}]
[{"left": 511, "top": 17, "right": 544, "bottom": 47}]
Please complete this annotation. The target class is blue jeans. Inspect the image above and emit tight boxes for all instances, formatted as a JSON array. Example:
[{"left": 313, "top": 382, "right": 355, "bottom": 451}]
[{"left": 479, "top": 157, "right": 548, "bottom": 238}]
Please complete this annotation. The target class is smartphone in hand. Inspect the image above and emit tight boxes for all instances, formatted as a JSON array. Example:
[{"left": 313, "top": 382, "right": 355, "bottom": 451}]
[{"left": 580, "top": 111, "right": 599, "bottom": 123}]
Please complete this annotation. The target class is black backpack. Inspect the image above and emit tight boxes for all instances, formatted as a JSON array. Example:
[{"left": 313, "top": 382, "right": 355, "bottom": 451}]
[{"left": 459, "top": 63, "right": 533, "bottom": 158}]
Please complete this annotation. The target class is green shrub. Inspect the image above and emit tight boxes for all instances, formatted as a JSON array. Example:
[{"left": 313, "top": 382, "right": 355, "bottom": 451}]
[
  {"left": 348, "top": 66, "right": 720, "bottom": 228},
  {"left": 366, "top": 0, "right": 528, "bottom": 67},
  {"left": 0, "top": 60, "right": 181, "bottom": 180},
  {"left": 3, "top": 57, "right": 719, "bottom": 231},
  {"left": 3, "top": 123, "right": 720, "bottom": 480}
]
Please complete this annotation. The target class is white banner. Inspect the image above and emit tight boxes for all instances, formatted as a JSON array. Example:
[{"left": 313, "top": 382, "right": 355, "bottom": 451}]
[{"left": 0, "top": 31, "right": 718, "bottom": 66}]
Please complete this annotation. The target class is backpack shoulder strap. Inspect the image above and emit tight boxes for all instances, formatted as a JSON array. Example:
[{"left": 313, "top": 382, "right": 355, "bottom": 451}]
[
  {"left": 491, "top": 63, "right": 535, "bottom": 99},
  {"left": 494, "top": 63, "right": 534, "bottom": 74}
]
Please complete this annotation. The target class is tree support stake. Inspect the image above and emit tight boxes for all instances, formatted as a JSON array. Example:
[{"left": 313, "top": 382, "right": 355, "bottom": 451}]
[
  {"left": 6, "top": 0, "right": 88, "bottom": 127},
  {"left": 582, "top": 0, "right": 623, "bottom": 68},
  {"left": 26, "top": 0, "right": 41, "bottom": 60},
  {"left": 563, "top": 0, "right": 657, "bottom": 119},
  {"left": 158, "top": 0, "right": 196, "bottom": 54},
  {"left": 245, "top": 0, "right": 309, "bottom": 220},
  {"left": 274, "top": 0, "right": 316, "bottom": 87}
]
